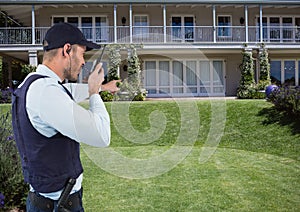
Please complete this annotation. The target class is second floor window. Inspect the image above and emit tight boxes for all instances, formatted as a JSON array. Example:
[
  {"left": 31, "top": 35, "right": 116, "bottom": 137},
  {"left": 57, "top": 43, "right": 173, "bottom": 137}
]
[
  {"left": 218, "top": 16, "right": 231, "bottom": 37},
  {"left": 133, "top": 15, "right": 149, "bottom": 36},
  {"left": 52, "top": 16, "right": 108, "bottom": 42}
]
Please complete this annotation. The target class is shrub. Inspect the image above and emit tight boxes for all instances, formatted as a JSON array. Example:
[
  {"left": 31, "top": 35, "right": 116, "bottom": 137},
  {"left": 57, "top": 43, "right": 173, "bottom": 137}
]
[
  {"left": 100, "top": 90, "right": 114, "bottom": 102},
  {"left": 237, "top": 50, "right": 256, "bottom": 99},
  {"left": 0, "top": 88, "right": 13, "bottom": 104},
  {"left": 258, "top": 47, "right": 271, "bottom": 83},
  {"left": 268, "top": 86, "right": 300, "bottom": 116},
  {"left": 0, "top": 112, "right": 28, "bottom": 211}
]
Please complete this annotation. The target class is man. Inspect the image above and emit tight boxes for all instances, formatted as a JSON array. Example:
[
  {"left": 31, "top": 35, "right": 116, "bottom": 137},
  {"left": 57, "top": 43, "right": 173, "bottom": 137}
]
[{"left": 12, "top": 22, "right": 119, "bottom": 211}]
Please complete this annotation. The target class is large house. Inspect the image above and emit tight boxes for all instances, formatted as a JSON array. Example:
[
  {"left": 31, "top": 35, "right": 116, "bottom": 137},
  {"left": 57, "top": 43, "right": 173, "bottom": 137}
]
[{"left": 0, "top": 0, "right": 300, "bottom": 97}]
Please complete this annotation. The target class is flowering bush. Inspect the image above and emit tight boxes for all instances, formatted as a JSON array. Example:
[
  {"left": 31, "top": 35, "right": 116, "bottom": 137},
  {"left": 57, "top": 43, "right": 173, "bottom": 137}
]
[
  {"left": 0, "top": 192, "right": 4, "bottom": 208},
  {"left": 268, "top": 86, "right": 300, "bottom": 116},
  {"left": 0, "top": 111, "right": 28, "bottom": 210}
]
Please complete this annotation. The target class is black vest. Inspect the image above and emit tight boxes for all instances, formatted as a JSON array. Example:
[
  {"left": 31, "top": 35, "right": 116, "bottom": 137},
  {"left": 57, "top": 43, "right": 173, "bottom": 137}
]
[{"left": 12, "top": 74, "right": 83, "bottom": 193}]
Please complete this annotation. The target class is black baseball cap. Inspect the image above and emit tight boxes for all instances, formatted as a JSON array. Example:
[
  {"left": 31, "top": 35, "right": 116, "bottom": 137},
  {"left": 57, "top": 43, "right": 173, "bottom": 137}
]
[{"left": 43, "top": 22, "right": 101, "bottom": 51}]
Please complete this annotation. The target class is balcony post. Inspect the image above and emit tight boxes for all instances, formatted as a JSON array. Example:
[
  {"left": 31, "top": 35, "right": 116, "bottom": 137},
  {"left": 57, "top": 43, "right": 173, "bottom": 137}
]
[
  {"left": 213, "top": 5, "right": 216, "bottom": 43},
  {"left": 259, "top": 4, "right": 263, "bottom": 43},
  {"left": 245, "top": 5, "right": 248, "bottom": 43},
  {"left": 114, "top": 4, "right": 117, "bottom": 43},
  {"left": 129, "top": 4, "right": 133, "bottom": 43},
  {"left": 31, "top": 5, "right": 35, "bottom": 45},
  {"left": 29, "top": 50, "right": 38, "bottom": 66},
  {"left": 163, "top": 4, "right": 166, "bottom": 43}
]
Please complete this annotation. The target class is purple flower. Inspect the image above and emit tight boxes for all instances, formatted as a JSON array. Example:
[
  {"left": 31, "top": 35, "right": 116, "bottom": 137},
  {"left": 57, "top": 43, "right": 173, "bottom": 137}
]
[
  {"left": 0, "top": 192, "right": 5, "bottom": 208},
  {"left": 6, "top": 135, "right": 14, "bottom": 141}
]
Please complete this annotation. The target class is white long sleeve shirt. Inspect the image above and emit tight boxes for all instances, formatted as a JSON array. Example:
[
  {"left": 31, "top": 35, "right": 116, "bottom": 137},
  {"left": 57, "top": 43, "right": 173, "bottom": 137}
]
[{"left": 23, "top": 64, "right": 110, "bottom": 200}]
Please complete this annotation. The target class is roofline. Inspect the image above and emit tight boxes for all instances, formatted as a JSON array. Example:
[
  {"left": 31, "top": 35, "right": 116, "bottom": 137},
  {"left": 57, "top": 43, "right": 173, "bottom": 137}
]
[{"left": 0, "top": 0, "right": 300, "bottom": 5}]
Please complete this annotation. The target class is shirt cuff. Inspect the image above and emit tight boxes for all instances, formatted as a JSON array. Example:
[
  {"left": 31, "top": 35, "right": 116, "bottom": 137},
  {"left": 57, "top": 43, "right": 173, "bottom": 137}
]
[{"left": 89, "top": 94, "right": 105, "bottom": 113}]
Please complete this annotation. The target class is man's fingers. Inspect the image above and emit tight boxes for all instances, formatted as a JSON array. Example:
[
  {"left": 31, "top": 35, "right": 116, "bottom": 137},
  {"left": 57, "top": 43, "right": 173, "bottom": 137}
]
[{"left": 90, "top": 62, "right": 102, "bottom": 74}]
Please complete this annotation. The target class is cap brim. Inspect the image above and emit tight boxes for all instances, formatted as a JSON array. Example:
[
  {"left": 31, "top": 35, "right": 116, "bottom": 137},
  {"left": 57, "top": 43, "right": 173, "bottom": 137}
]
[{"left": 81, "top": 40, "right": 101, "bottom": 51}]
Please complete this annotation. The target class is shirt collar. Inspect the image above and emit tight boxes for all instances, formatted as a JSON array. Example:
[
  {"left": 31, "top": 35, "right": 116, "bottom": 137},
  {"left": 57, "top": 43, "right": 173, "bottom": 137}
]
[{"left": 36, "top": 64, "right": 63, "bottom": 83}]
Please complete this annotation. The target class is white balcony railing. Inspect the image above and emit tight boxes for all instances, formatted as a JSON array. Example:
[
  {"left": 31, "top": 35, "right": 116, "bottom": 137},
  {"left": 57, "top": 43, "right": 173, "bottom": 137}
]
[{"left": 0, "top": 25, "right": 299, "bottom": 45}]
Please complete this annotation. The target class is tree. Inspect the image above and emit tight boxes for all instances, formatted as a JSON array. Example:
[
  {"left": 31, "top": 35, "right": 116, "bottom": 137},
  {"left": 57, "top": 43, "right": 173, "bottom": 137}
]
[
  {"left": 237, "top": 49, "right": 256, "bottom": 99},
  {"left": 100, "top": 44, "right": 146, "bottom": 101},
  {"left": 257, "top": 46, "right": 271, "bottom": 90},
  {"left": 119, "top": 45, "right": 146, "bottom": 101}
]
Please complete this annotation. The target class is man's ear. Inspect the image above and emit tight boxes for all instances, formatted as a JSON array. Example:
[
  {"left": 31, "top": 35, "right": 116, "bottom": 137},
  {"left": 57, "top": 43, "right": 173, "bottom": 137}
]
[
  {"left": 62, "top": 44, "right": 72, "bottom": 56},
  {"left": 66, "top": 46, "right": 72, "bottom": 55}
]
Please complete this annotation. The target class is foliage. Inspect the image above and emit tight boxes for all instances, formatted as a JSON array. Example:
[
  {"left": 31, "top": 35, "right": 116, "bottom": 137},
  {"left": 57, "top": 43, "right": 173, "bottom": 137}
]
[
  {"left": 0, "top": 111, "right": 28, "bottom": 211},
  {"left": 0, "top": 192, "right": 4, "bottom": 208},
  {"left": 238, "top": 46, "right": 271, "bottom": 99},
  {"left": 0, "top": 12, "right": 22, "bottom": 27},
  {"left": 100, "top": 90, "right": 114, "bottom": 102},
  {"left": 0, "top": 59, "right": 9, "bottom": 89},
  {"left": 257, "top": 47, "right": 271, "bottom": 94},
  {"left": 0, "top": 57, "right": 36, "bottom": 89},
  {"left": 12, "top": 64, "right": 36, "bottom": 88},
  {"left": 106, "top": 44, "right": 122, "bottom": 82},
  {"left": 268, "top": 86, "right": 300, "bottom": 116},
  {"left": 118, "top": 46, "right": 146, "bottom": 101},
  {"left": 132, "top": 90, "right": 147, "bottom": 101},
  {"left": 0, "top": 56, "right": 2, "bottom": 88},
  {"left": 237, "top": 50, "right": 256, "bottom": 99},
  {"left": 258, "top": 47, "right": 271, "bottom": 83},
  {"left": 0, "top": 88, "right": 13, "bottom": 104},
  {"left": 104, "top": 44, "right": 146, "bottom": 101},
  {"left": 21, "top": 64, "right": 36, "bottom": 77}
]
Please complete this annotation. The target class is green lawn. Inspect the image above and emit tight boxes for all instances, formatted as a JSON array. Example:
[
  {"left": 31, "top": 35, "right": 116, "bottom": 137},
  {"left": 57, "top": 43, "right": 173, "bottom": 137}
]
[
  {"left": 1, "top": 99, "right": 298, "bottom": 211},
  {"left": 80, "top": 99, "right": 299, "bottom": 211}
]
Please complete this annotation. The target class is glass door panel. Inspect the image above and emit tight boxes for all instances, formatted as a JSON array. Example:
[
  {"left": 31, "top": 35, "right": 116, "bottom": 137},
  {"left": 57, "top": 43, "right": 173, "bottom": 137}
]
[
  {"left": 283, "top": 17, "right": 293, "bottom": 42},
  {"left": 172, "top": 17, "right": 182, "bottom": 42},
  {"left": 213, "top": 61, "right": 224, "bottom": 93},
  {"left": 256, "top": 17, "right": 267, "bottom": 42},
  {"left": 270, "top": 61, "right": 281, "bottom": 85},
  {"left": 134, "top": 15, "right": 148, "bottom": 36},
  {"left": 270, "top": 17, "right": 280, "bottom": 42},
  {"left": 184, "top": 17, "right": 194, "bottom": 42},
  {"left": 284, "top": 61, "right": 295, "bottom": 85},
  {"left": 145, "top": 61, "right": 156, "bottom": 94},
  {"left": 81, "top": 17, "right": 92, "bottom": 41},
  {"left": 296, "top": 18, "right": 300, "bottom": 42},
  {"left": 186, "top": 61, "right": 197, "bottom": 93},
  {"left": 199, "top": 61, "right": 210, "bottom": 94},
  {"left": 159, "top": 61, "right": 170, "bottom": 94},
  {"left": 96, "top": 17, "right": 108, "bottom": 42},
  {"left": 173, "top": 61, "right": 183, "bottom": 93}
]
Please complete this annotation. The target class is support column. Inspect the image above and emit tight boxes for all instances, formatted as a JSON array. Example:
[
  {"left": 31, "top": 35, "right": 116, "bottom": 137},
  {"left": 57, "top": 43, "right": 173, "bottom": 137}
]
[
  {"left": 4, "top": 57, "right": 13, "bottom": 88},
  {"left": 129, "top": 4, "right": 132, "bottom": 43},
  {"left": 31, "top": 5, "right": 35, "bottom": 45},
  {"left": 245, "top": 5, "right": 248, "bottom": 43},
  {"left": 213, "top": 5, "right": 216, "bottom": 43},
  {"left": 114, "top": 4, "right": 117, "bottom": 43},
  {"left": 163, "top": 4, "right": 166, "bottom": 43},
  {"left": 28, "top": 50, "right": 38, "bottom": 66},
  {"left": 259, "top": 4, "right": 263, "bottom": 43}
]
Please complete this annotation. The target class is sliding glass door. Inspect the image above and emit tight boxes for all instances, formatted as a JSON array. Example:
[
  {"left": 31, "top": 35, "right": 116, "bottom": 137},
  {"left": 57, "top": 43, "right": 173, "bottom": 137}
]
[{"left": 144, "top": 60, "right": 225, "bottom": 97}]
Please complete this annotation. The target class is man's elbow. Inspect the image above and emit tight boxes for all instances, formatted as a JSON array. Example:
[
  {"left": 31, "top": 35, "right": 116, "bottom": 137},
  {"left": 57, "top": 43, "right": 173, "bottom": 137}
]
[
  {"left": 95, "top": 133, "right": 110, "bottom": 148},
  {"left": 102, "top": 137, "right": 110, "bottom": 147}
]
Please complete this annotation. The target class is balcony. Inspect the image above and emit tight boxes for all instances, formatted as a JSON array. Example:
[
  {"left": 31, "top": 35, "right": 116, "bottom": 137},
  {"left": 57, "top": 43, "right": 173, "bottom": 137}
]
[{"left": 0, "top": 25, "right": 299, "bottom": 46}]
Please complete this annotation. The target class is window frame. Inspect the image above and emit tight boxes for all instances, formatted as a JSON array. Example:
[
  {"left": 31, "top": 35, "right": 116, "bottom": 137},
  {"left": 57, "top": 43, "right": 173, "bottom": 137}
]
[{"left": 217, "top": 15, "right": 232, "bottom": 38}]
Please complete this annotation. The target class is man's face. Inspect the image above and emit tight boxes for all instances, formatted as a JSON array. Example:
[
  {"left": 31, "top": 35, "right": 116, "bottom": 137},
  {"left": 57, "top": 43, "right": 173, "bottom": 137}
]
[{"left": 65, "top": 45, "right": 86, "bottom": 81}]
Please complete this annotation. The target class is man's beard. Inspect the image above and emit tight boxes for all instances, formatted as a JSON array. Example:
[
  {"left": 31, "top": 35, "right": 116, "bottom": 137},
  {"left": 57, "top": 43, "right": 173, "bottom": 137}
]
[{"left": 64, "top": 68, "right": 78, "bottom": 82}]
